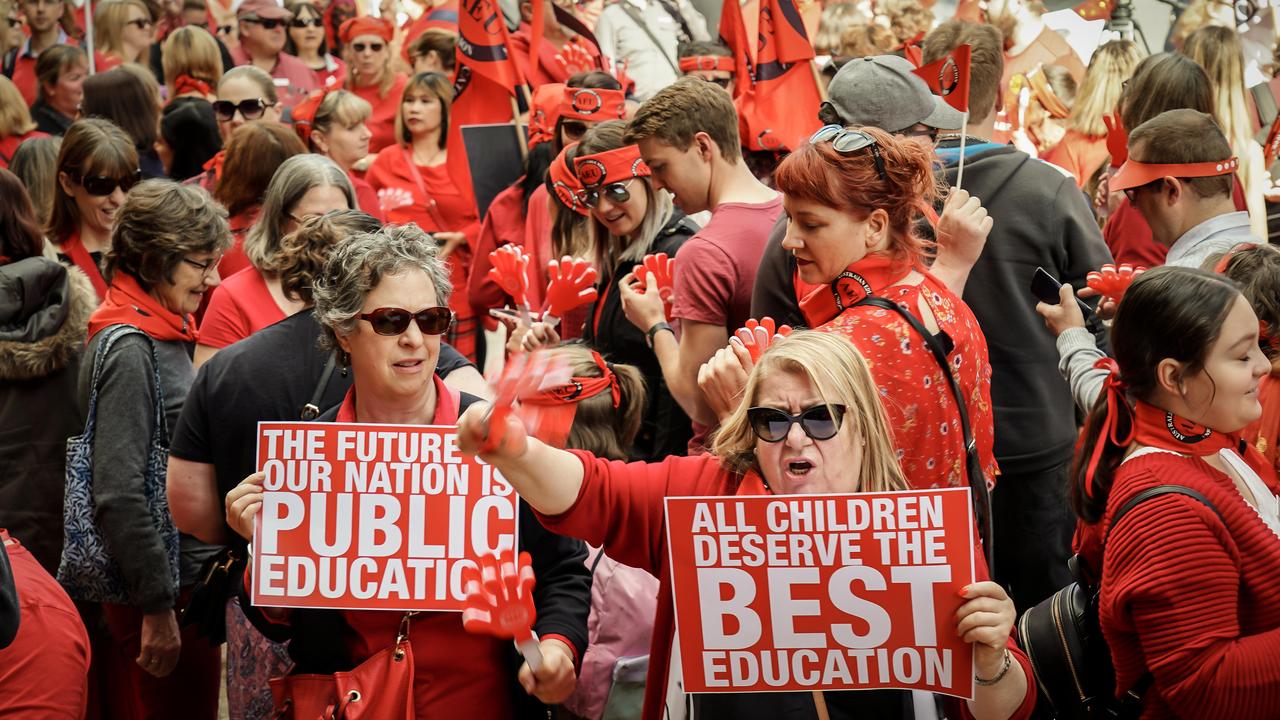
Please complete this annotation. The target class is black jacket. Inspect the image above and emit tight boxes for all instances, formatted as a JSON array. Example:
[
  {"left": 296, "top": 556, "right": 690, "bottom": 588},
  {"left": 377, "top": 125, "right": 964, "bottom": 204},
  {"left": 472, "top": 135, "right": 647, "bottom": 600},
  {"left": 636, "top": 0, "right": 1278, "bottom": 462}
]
[{"left": 581, "top": 211, "right": 698, "bottom": 460}]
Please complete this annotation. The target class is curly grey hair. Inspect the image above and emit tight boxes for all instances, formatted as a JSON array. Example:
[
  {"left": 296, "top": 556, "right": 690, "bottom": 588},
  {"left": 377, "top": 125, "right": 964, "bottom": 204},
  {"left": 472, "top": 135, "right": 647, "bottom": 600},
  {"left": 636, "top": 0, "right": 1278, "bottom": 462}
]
[{"left": 312, "top": 223, "right": 453, "bottom": 354}]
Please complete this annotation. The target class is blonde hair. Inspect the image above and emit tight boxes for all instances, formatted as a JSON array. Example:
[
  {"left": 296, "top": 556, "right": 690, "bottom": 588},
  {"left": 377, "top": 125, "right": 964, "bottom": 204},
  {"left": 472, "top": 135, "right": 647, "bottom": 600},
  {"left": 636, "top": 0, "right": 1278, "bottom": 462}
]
[
  {"left": 310, "top": 89, "right": 373, "bottom": 151},
  {"left": 94, "top": 0, "right": 151, "bottom": 62},
  {"left": 162, "top": 26, "right": 223, "bottom": 96},
  {"left": 577, "top": 121, "right": 675, "bottom": 270},
  {"left": 0, "top": 76, "right": 36, "bottom": 137},
  {"left": 712, "top": 330, "right": 908, "bottom": 494},
  {"left": 343, "top": 33, "right": 398, "bottom": 98},
  {"left": 812, "top": 3, "right": 867, "bottom": 56},
  {"left": 1068, "top": 40, "right": 1145, "bottom": 137}
]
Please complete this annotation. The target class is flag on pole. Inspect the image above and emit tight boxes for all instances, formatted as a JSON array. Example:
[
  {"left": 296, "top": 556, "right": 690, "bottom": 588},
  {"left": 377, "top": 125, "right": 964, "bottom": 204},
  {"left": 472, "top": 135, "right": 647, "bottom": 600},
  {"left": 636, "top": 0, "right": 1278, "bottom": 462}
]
[
  {"left": 718, "top": 0, "right": 753, "bottom": 99},
  {"left": 912, "top": 44, "right": 971, "bottom": 113},
  {"left": 732, "top": 0, "right": 823, "bottom": 151}
]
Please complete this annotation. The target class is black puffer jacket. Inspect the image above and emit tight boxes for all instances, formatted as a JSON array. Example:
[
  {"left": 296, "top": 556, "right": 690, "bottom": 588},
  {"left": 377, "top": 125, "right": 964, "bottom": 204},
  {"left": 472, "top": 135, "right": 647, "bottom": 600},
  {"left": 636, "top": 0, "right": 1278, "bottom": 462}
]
[{"left": 0, "top": 257, "right": 96, "bottom": 574}]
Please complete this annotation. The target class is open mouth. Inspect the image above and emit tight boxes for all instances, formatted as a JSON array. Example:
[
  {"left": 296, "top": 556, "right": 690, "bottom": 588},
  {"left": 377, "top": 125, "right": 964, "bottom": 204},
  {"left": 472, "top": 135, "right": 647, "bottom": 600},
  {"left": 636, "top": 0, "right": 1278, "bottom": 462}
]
[{"left": 785, "top": 459, "right": 814, "bottom": 476}]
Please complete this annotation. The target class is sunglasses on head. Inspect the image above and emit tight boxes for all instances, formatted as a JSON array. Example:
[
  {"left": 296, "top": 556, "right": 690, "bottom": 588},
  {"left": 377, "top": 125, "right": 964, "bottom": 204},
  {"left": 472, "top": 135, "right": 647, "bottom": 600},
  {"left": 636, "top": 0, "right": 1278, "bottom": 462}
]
[
  {"left": 358, "top": 306, "right": 453, "bottom": 336},
  {"left": 76, "top": 170, "right": 142, "bottom": 196},
  {"left": 352, "top": 41, "right": 384, "bottom": 53},
  {"left": 578, "top": 180, "right": 633, "bottom": 207},
  {"left": 244, "top": 17, "right": 284, "bottom": 29},
  {"left": 809, "top": 124, "right": 888, "bottom": 181},
  {"left": 290, "top": 16, "right": 322, "bottom": 27},
  {"left": 561, "top": 120, "right": 588, "bottom": 140},
  {"left": 125, "top": 17, "right": 152, "bottom": 29},
  {"left": 212, "top": 98, "right": 272, "bottom": 121},
  {"left": 747, "top": 404, "right": 847, "bottom": 443}
]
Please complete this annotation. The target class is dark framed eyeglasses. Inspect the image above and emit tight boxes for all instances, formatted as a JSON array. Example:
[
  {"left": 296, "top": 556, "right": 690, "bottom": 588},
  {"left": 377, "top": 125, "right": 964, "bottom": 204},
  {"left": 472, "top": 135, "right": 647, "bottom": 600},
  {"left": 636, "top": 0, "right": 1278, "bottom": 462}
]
[
  {"left": 747, "top": 404, "right": 847, "bottom": 443},
  {"left": 352, "top": 41, "right": 384, "bottom": 53},
  {"left": 561, "top": 120, "right": 588, "bottom": 140},
  {"left": 1122, "top": 178, "right": 1163, "bottom": 204},
  {"left": 125, "top": 17, "right": 153, "bottom": 29},
  {"left": 290, "top": 16, "right": 322, "bottom": 28},
  {"left": 701, "top": 76, "right": 732, "bottom": 89},
  {"left": 809, "top": 124, "right": 888, "bottom": 181},
  {"left": 243, "top": 17, "right": 284, "bottom": 29},
  {"left": 212, "top": 98, "right": 273, "bottom": 122},
  {"left": 182, "top": 255, "right": 222, "bottom": 278},
  {"left": 76, "top": 170, "right": 142, "bottom": 196},
  {"left": 578, "top": 179, "right": 634, "bottom": 208},
  {"left": 358, "top": 306, "right": 453, "bottom": 336}
]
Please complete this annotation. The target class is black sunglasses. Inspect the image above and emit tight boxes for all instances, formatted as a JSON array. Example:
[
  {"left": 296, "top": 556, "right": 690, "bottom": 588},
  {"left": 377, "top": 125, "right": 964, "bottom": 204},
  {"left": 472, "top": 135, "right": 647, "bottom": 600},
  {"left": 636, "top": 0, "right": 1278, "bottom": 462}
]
[
  {"left": 579, "top": 180, "right": 633, "bottom": 208},
  {"left": 810, "top": 124, "right": 888, "bottom": 181},
  {"left": 212, "top": 98, "right": 272, "bottom": 121},
  {"left": 747, "top": 404, "right": 847, "bottom": 443},
  {"left": 244, "top": 17, "right": 284, "bottom": 29},
  {"left": 77, "top": 170, "right": 142, "bottom": 196},
  {"left": 562, "top": 120, "right": 588, "bottom": 139},
  {"left": 290, "top": 16, "right": 322, "bottom": 27},
  {"left": 358, "top": 306, "right": 453, "bottom": 336},
  {"left": 352, "top": 41, "right": 384, "bottom": 53}
]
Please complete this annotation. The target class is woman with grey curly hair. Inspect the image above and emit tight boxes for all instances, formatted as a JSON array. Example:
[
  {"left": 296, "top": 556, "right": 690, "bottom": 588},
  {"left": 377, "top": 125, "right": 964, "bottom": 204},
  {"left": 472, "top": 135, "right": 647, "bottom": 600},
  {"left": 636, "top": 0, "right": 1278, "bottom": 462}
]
[
  {"left": 224, "top": 223, "right": 594, "bottom": 718},
  {"left": 77, "top": 178, "right": 231, "bottom": 717}
]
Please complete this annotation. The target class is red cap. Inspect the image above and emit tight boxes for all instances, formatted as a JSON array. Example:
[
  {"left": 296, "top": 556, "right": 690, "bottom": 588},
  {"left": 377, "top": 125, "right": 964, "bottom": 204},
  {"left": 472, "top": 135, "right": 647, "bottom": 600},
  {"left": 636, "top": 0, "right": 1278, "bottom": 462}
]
[
  {"left": 339, "top": 15, "right": 394, "bottom": 44},
  {"left": 1110, "top": 155, "right": 1239, "bottom": 192}
]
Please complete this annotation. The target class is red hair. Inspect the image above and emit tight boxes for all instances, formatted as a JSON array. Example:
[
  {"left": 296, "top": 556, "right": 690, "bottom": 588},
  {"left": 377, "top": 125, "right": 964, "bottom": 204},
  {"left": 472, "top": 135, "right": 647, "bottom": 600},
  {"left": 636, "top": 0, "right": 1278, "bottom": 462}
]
[{"left": 773, "top": 126, "right": 939, "bottom": 267}]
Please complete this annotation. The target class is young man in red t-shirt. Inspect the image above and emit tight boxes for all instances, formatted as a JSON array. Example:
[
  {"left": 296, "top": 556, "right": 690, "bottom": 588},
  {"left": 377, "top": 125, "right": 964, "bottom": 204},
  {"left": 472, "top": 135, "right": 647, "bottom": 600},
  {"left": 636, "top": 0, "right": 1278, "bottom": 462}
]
[{"left": 618, "top": 77, "right": 782, "bottom": 440}]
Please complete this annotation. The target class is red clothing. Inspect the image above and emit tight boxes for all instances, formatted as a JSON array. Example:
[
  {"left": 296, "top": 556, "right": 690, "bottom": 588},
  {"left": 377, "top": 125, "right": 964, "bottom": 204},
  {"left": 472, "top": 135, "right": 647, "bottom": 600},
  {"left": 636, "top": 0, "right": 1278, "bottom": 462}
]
[
  {"left": 353, "top": 73, "right": 409, "bottom": 155},
  {"left": 509, "top": 25, "right": 599, "bottom": 88},
  {"left": 0, "top": 130, "right": 47, "bottom": 168},
  {"left": 198, "top": 266, "right": 285, "bottom": 348},
  {"left": 219, "top": 208, "right": 257, "bottom": 279},
  {"left": 806, "top": 265, "right": 999, "bottom": 491},
  {"left": 470, "top": 183, "right": 548, "bottom": 323},
  {"left": 366, "top": 144, "right": 480, "bottom": 359},
  {"left": 0, "top": 533, "right": 91, "bottom": 718},
  {"left": 1041, "top": 129, "right": 1107, "bottom": 189},
  {"left": 11, "top": 51, "right": 37, "bottom": 107},
  {"left": 538, "top": 452, "right": 1035, "bottom": 720},
  {"left": 1103, "top": 178, "right": 1249, "bottom": 268},
  {"left": 1076, "top": 452, "right": 1280, "bottom": 718},
  {"left": 314, "top": 55, "right": 347, "bottom": 89},
  {"left": 228, "top": 47, "right": 320, "bottom": 114},
  {"left": 349, "top": 172, "right": 384, "bottom": 221},
  {"left": 1242, "top": 372, "right": 1280, "bottom": 476}
]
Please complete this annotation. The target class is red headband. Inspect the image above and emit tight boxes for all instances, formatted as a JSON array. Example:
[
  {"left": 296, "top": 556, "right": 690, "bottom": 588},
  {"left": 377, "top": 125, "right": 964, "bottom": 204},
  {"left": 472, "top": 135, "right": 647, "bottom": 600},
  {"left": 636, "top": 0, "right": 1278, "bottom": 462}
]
[
  {"left": 559, "top": 87, "right": 627, "bottom": 123},
  {"left": 173, "top": 74, "right": 213, "bottom": 98},
  {"left": 339, "top": 16, "right": 393, "bottom": 44},
  {"left": 529, "top": 83, "right": 566, "bottom": 150},
  {"left": 573, "top": 144, "right": 650, "bottom": 187},
  {"left": 1110, "top": 155, "right": 1239, "bottom": 192},
  {"left": 291, "top": 89, "right": 335, "bottom": 146},
  {"left": 549, "top": 143, "right": 589, "bottom": 216},
  {"left": 526, "top": 351, "right": 621, "bottom": 408},
  {"left": 679, "top": 55, "right": 734, "bottom": 73}
]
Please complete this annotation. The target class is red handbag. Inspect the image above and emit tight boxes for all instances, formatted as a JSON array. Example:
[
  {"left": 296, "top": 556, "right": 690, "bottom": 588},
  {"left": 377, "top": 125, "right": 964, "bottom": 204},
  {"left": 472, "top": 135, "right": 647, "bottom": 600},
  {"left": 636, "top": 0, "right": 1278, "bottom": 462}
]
[{"left": 269, "top": 614, "right": 416, "bottom": 720}]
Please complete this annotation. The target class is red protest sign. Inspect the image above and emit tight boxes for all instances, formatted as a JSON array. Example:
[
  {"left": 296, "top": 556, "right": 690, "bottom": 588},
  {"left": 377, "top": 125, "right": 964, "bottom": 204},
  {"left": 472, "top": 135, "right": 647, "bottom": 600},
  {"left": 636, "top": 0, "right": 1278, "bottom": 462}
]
[
  {"left": 665, "top": 488, "right": 975, "bottom": 698},
  {"left": 251, "top": 422, "right": 519, "bottom": 612}
]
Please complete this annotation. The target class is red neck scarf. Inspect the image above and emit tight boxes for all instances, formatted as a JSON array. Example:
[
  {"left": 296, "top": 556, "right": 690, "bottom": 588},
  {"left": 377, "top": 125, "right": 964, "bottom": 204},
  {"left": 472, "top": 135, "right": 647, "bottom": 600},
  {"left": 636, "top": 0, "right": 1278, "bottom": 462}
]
[
  {"left": 173, "top": 74, "right": 212, "bottom": 98},
  {"left": 203, "top": 150, "right": 226, "bottom": 182},
  {"left": 61, "top": 229, "right": 108, "bottom": 299},
  {"left": 797, "top": 254, "right": 915, "bottom": 328},
  {"left": 87, "top": 272, "right": 197, "bottom": 344}
]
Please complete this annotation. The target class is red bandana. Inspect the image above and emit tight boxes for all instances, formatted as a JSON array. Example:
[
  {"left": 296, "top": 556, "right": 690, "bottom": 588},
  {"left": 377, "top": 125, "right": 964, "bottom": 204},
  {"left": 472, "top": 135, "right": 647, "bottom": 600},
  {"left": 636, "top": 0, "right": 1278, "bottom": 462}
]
[
  {"left": 87, "top": 272, "right": 198, "bottom": 344},
  {"left": 548, "top": 142, "right": 588, "bottom": 216},
  {"left": 678, "top": 55, "right": 734, "bottom": 73},
  {"left": 517, "top": 351, "right": 621, "bottom": 448},
  {"left": 558, "top": 87, "right": 626, "bottom": 123},
  {"left": 291, "top": 89, "right": 331, "bottom": 146},
  {"left": 173, "top": 74, "right": 213, "bottom": 98},
  {"left": 529, "top": 83, "right": 566, "bottom": 150},
  {"left": 797, "top": 254, "right": 915, "bottom": 328},
  {"left": 61, "top": 229, "right": 108, "bottom": 299},
  {"left": 339, "top": 16, "right": 394, "bottom": 43},
  {"left": 202, "top": 150, "right": 226, "bottom": 182},
  {"left": 573, "top": 144, "right": 650, "bottom": 187}
]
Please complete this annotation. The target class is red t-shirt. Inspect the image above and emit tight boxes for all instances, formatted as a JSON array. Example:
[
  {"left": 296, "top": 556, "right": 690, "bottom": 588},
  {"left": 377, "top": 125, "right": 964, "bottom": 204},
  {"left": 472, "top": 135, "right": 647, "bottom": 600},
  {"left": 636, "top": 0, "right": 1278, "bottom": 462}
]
[
  {"left": 353, "top": 73, "right": 409, "bottom": 156},
  {"left": 0, "top": 533, "right": 91, "bottom": 717},
  {"left": 349, "top": 172, "right": 384, "bottom": 222},
  {"left": 198, "top": 266, "right": 285, "bottom": 348},
  {"left": 0, "top": 130, "right": 48, "bottom": 168},
  {"left": 670, "top": 196, "right": 783, "bottom": 332},
  {"left": 1040, "top": 129, "right": 1107, "bottom": 189}
]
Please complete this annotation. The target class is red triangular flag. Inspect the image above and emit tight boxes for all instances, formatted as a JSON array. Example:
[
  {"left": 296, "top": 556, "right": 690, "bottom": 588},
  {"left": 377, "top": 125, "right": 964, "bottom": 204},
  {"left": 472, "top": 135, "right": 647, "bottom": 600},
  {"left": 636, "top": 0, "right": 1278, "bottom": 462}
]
[
  {"left": 902, "top": 41, "right": 923, "bottom": 69},
  {"left": 457, "top": 0, "right": 524, "bottom": 92},
  {"left": 735, "top": 0, "right": 821, "bottom": 151},
  {"left": 913, "top": 44, "right": 970, "bottom": 113}
]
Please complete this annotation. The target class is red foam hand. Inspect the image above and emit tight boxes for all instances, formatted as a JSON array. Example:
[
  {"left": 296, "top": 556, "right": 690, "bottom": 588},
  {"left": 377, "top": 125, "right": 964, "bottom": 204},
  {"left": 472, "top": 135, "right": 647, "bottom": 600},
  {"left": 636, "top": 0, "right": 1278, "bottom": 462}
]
[
  {"left": 488, "top": 245, "right": 531, "bottom": 308},
  {"left": 1086, "top": 263, "right": 1145, "bottom": 305},
  {"left": 461, "top": 549, "right": 538, "bottom": 642},
  {"left": 555, "top": 40, "right": 596, "bottom": 76},
  {"left": 629, "top": 252, "right": 676, "bottom": 316},
  {"left": 482, "top": 351, "right": 573, "bottom": 452},
  {"left": 614, "top": 58, "right": 635, "bottom": 97},
  {"left": 734, "top": 317, "right": 793, "bottom": 362},
  {"left": 1104, "top": 113, "right": 1127, "bottom": 168},
  {"left": 544, "top": 256, "right": 598, "bottom": 318}
]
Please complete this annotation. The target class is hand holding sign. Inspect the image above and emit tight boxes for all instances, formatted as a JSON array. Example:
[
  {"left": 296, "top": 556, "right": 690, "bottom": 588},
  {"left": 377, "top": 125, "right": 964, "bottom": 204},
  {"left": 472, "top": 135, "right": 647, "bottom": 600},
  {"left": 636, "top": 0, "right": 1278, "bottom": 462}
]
[
  {"left": 1086, "top": 263, "right": 1145, "bottom": 306},
  {"left": 734, "top": 317, "right": 793, "bottom": 363},
  {"left": 462, "top": 549, "right": 542, "bottom": 670},
  {"left": 543, "top": 256, "right": 597, "bottom": 325},
  {"left": 628, "top": 252, "right": 676, "bottom": 317},
  {"left": 488, "top": 245, "right": 531, "bottom": 310}
]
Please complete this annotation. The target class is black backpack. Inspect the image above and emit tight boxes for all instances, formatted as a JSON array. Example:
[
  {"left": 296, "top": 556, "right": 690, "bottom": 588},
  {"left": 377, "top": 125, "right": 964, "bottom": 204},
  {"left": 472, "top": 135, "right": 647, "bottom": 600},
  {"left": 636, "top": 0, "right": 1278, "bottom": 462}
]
[{"left": 1016, "top": 485, "right": 1223, "bottom": 719}]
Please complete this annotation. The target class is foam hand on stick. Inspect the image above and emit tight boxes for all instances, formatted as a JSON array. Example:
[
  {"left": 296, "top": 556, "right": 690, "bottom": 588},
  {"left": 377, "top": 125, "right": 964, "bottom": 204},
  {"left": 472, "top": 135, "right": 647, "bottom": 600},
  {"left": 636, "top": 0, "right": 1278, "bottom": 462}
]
[
  {"left": 628, "top": 252, "right": 676, "bottom": 318},
  {"left": 461, "top": 549, "right": 542, "bottom": 672},
  {"left": 481, "top": 350, "right": 572, "bottom": 452},
  {"left": 1103, "top": 112, "right": 1127, "bottom": 168},
  {"left": 1085, "top": 263, "right": 1145, "bottom": 306},
  {"left": 734, "top": 317, "right": 793, "bottom": 362},
  {"left": 488, "top": 245, "right": 532, "bottom": 320},
  {"left": 542, "top": 256, "right": 597, "bottom": 328}
]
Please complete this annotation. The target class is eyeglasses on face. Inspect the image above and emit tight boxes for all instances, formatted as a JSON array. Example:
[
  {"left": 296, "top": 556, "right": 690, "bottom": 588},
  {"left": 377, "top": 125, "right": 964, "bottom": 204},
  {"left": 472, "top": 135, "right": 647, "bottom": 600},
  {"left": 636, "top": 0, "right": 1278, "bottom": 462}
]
[
  {"left": 290, "top": 16, "right": 322, "bottom": 28},
  {"left": 578, "top": 179, "right": 634, "bottom": 208},
  {"left": 352, "top": 41, "right": 384, "bottom": 53},
  {"left": 243, "top": 17, "right": 284, "bottom": 29},
  {"left": 1122, "top": 178, "right": 1163, "bottom": 204},
  {"left": 358, "top": 306, "right": 453, "bottom": 336},
  {"left": 216, "top": 23, "right": 234, "bottom": 34},
  {"left": 212, "top": 98, "right": 273, "bottom": 122},
  {"left": 182, "top": 255, "right": 222, "bottom": 278},
  {"left": 747, "top": 404, "right": 847, "bottom": 443},
  {"left": 809, "top": 124, "right": 888, "bottom": 181},
  {"left": 76, "top": 170, "right": 142, "bottom": 196}
]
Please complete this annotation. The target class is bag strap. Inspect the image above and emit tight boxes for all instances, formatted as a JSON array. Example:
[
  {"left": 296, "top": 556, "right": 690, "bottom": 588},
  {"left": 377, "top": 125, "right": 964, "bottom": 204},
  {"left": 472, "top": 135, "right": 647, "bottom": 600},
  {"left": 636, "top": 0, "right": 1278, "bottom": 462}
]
[
  {"left": 400, "top": 146, "right": 451, "bottom": 231},
  {"left": 80, "top": 324, "right": 168, "bottom": 453},
  {"left": 615, "top": 1, "right": 680, "bottom": 75},
  {"left": 300, "top": 354, "right": 338, "bottom": 421},
  {"left": 852, "top": 295, "right": 994, "bottom": 568},
  {"left": 652, "top": 0, "right": 694, "bottom": 46}
]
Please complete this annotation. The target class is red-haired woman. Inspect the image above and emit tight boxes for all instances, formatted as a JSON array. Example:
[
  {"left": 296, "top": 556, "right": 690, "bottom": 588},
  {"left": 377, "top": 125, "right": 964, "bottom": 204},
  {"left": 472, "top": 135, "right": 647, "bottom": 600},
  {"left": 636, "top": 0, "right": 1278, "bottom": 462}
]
[
  {"left": 340, "top": 15, "right": 406, "bottom": 155},
  {"left": 768, "top": 125, "right": 998, "bottom": 492},
  {"left": 366, "top": 71, "right": 481, "bottom": 359}
]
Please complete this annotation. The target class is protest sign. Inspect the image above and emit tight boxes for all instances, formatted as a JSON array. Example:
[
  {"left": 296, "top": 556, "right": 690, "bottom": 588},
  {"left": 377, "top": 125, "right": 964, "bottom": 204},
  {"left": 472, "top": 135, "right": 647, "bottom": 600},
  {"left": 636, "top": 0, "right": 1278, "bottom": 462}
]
[
  {"left": 665, "top": 488, "right": 975, "bottom": 698},
  {"left": 251, "top": 422, "right": 519, "bottom": 612},
  {"left": 462, "top": 123, "right": 527, "bottom": 218}
]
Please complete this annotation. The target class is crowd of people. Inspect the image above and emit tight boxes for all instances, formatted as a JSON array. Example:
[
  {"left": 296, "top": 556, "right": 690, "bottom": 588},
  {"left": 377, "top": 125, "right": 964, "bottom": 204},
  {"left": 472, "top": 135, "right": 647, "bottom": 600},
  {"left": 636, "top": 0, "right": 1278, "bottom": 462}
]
[{"left": 0, "top": 0, "right": 1278, "bottom": 718}]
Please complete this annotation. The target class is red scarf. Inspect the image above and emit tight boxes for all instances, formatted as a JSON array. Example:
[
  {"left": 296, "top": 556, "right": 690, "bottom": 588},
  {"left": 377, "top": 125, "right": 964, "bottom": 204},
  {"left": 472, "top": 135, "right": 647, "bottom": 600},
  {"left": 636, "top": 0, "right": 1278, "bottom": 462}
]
[
  {"left": 797, "top": 254, "right": 915, "bottom": 328},
  {"left": 87, "top": 272, "right": 198, "bottom": 344},
  {"left": 172, "top": 74, "right": 212, "bottom": 98},
  {"left": 202, "top": 150, "right": 226, "bottom": 182},
  {"left": 61, "top": 229, "right": 108, "bottom": 299}
]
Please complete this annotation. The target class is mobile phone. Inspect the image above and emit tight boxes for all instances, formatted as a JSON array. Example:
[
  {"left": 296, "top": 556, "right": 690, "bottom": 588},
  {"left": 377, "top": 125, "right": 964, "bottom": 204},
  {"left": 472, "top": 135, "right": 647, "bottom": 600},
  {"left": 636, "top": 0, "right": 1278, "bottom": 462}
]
[{"left": 1030, "top": 267, "right": 1093, "bottom": 319}]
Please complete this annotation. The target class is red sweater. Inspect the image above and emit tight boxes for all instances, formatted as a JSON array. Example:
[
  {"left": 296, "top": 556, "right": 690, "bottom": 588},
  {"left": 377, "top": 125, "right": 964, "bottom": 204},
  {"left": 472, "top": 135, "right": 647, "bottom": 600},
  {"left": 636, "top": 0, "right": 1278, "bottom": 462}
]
[
  {"left": 538, "top": 452, "right": 1035, "bottom": 720},
  {"left": 1083, "top": 453, "right": 1280, "bottom": 718}
]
